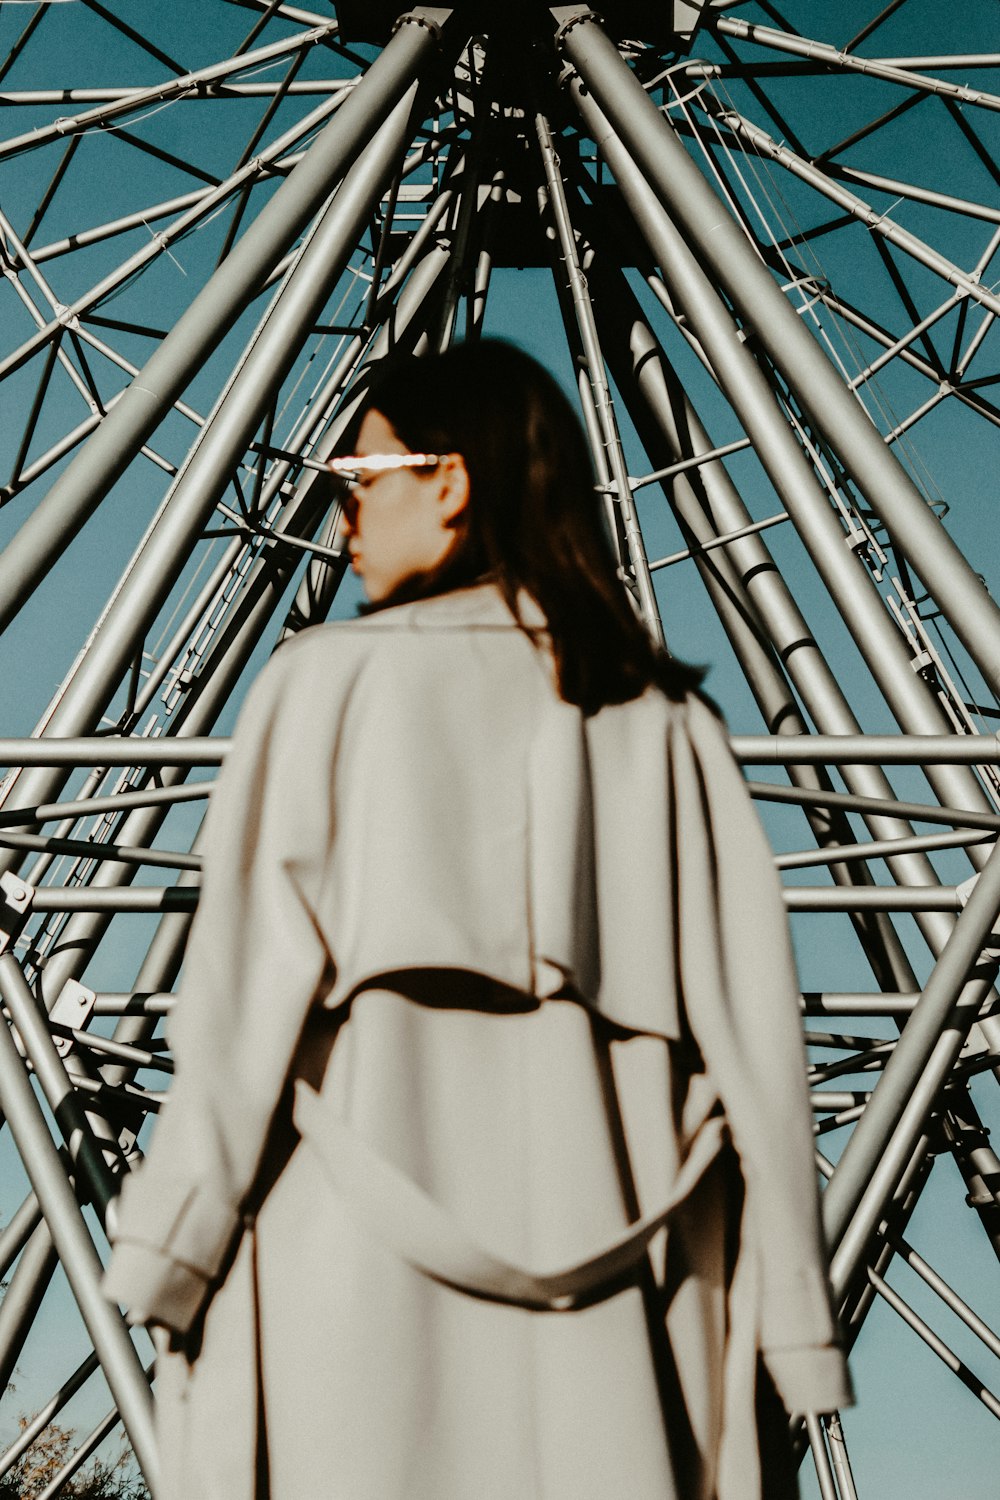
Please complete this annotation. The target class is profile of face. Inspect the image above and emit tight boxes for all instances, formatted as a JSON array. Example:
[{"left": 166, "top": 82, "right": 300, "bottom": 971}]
[{"left": 341, "top": 409, "right": 470, "bottom": 602}]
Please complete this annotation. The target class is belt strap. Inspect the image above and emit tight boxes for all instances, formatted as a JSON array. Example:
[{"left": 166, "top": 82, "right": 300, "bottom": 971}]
[{"left": 293, "top": 1079, "right": 726, "bottom": 1312}]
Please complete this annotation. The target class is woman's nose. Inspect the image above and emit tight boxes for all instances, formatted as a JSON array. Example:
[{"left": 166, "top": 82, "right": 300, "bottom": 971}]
[{"left": 334, "top": 505, "right": 355, "bottom": 548}]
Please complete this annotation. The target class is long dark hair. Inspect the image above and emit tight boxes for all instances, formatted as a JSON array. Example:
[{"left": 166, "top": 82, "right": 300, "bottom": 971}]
[{"left": 347, "top": 341, "right": 704, "bottom": 715}]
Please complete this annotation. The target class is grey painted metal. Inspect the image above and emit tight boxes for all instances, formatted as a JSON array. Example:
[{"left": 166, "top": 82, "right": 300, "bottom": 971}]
[
  {"left": 556, "top": 9, "right": 1000, "bottom": 701},
  {"left": 0, "top": 1222, "right": 58, "bottom": 1399},
  {"left": 565, "top": 74, "right": 998, "bottom": 827},
  {"left": 747, "top": 780, "right": 1000, "bottom": 833},
  {"left": 0, "top": 1351, "right": 100, "bottom": 1480},
  {"left": 0, "top": 24, "right": 342, "bottom": 160},
  {"left": 0, "top": 1190, "right": 42, "bottom": 1279},
  {"left": 803, "top": 995, "right": 920, "bottom": 1015},
  {"left": 865, "top": 1266, "right": 1000, "bottom": 1419},
  {"left": 588, "top": 257, "right": 921, "bottom": 992},
  {"left": 0, "top": 90, "right": 352, "bottom": 389},
  {"left": 805, "top": 1414, "right": 841, "bottom": 1500},
  {"left": 732, "top": 736, "right": 1000, "bottom": 764},
  {"left": 713, "top": 16, "right": 1000, "bottom": 112},
  {"left": 0, "top": 968, "right": 156, "bottom": 1486},
  {"left": 0, "top": 7, "right": 451, "bottom": 636},
  {"left": 0, "top": 831, "right": 200, "bottom": 872},
  {"left": 534, "top": 106, "right": 663, "bottom": 641},
  {"left": 0, "top": 86, "right": 425, "bottom": 851},
  {"left": 784, "top": 889, "right": 961, "bottom": 912},
  {"left": 824, "top": 836, "right": 1000, "bottom": 1289},
  {"left": 0, "top": 739, "right": 226, "bottom": 766},
  {"left": 776, "top": 830, "right": 993, "bottom": 871},
  {"left": 698, "top": 93, "right": 1000, "bottom": 314},
  {"left": 571, "top": 75, "right": 1000, "bottom": 1130},
  {"left": 0, "top": 955, "right": 122, "bottom": 1211},
  {"left": 886, "top": 1231, "right": 1000, "bottom": 1362},
  {"left": 15, "top": 885, "right": 972, "bottom": 914},
  {"left": 27, "top": 228, "right": 463, "bottom": 1046},
  {"left": 3, "top": 10, "right": 1000, "bottom": 1489},
  {"left": 0, "top": 783, "right": 213, "bottom": 830}
]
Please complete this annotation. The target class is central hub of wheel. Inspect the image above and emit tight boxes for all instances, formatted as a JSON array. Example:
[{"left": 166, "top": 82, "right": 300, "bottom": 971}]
[{"left": 333, "top": 1, "right": 709, "bottom": 49}]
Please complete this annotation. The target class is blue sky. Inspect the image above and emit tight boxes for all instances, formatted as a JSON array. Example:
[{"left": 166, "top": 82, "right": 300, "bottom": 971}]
[{"left": 1, "top": 2, "right": 999, "bottom": 1494}]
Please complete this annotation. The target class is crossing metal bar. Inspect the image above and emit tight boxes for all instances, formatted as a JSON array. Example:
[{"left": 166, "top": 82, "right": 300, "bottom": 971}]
[
  {"left": 11, "top": 885, "right": 971, "bottom": 914},
  {"left": 647, "top": 510, "right": 789, "bottom": 569},
  {"left": 784, "top": 889, "right": 961, "bottom": 912},
  {"left": 803, "top": 995, "right": 920, "bottom": 1015},
  {"left": 0, "top": 1350, "right": 100, "bottom": 1480},
  {"left": 564, "top": 76, "right": 1000, "bottom": 931},
  {"left": 0, "top": 23, "right": 343, "bottom": 160},
  {"left": 0, "top": 831, "right": 200, "bottom": 872},
  {"left": 697, "top": 93, "right": 1000, "bottom": 316},
  {"left": 0, "top": 739, "right": 225, "bottom": 767},
  {"left": 777, "top": 829, "right": 992, "bottom": 871},
  {"left": 824, "top": 838, "right": 1000, "bottom": 1292},
  {"left": 0, "top": 1000, "right": 157, "bottom": 1485},
  {"left": 534, "top": 104, "right": 663, "bottom": 641},
  {"left": 733, "top": 736, "right": 1000, "bottom": 763},
  {"left": 0, "top": 1220, "right": 58, "bottom": 1398},
  {"left": 865, "top": 1265, "right": 1000, "bottom": 1419},
  {"left": 588, "top": 246, "right": 922, "bottom": 993},
  {"left": 711, "top": 17, "right": 1000, "bottom": 114},
  {"left": 0, "top": 782, "right": 213, "bottom": 830},
  {"left": 5, "top": 732, "right": 999, "bottom": 768},
  {"left": 747, "top": 781, "right": 1000, "bottom": 833},
  {"left": 0, "top": 7, "right": 453, "bottom": 636},
  {"left": 0, "top": 93, "right": 434, "bottom": 848},
  {"left": 0, "top": 955, "right": 122, "bottom": 1213},
  {"left": 555, "top": 8, "right": 1000, "bottom": 702}
]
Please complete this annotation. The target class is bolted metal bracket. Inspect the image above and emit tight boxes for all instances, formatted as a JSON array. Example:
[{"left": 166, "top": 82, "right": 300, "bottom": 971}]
[
  {"left": 0, "top": 872, "right": 32, "bottom": 954},
  {"left": 50, "top": 979, "right": 97, "bottom": 1057}
]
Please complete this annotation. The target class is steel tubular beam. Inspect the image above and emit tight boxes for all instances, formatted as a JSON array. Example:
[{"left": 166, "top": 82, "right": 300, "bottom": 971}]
[
  {"left": 10, "top": 886, "right": 971, "bottom": 914},
  {"left": 0, "top": 1190, "right": 42, "bottom": 1278},
  {"left": 732, "top": 736, "right": 1000, "bottom": 764},
  {"left": 0, "top": 1351, "right": 100, "bottom": 1480},
  {"left": 0, "top": 92, "right": 352, "bottom": 387},
  {"left": 0, "top": 783, "right": 213, "bottom": 830},
  {"left": 6, "top": 732, "right": 999, "bottom": 769},
  {"left": 0, "top": 102, "right": 436, "bottom": 844},
  {"left": 0, "top": 23, "right": 342, "bottom": 160},
  {"left": 784, "top": 889, "right": 960, "bottom": 912},
  {"left": 564, "top": 77, "right": 1000, "bottom": 909},
  {"left": 696, "top": 95, "right": 1000, "bottom": 316},
  {"left": 747, "top": 780, "right": 1000, "bottom": 833},
  {"left": 0, "top": 955, "right": 122, "bottom": 1212},
  {"left": 0, "top": 7, "right": 453, "bottom": 637},
  {"left": 534, "top": 107, "right": 663, "bottom": 641},
  {"left": 712, "top": 17, "right": 1000, "bottom": 114},
  {"left": 588, "top": 253, "right": 920, "bottom": 990},
  {"left": 824, "top": 837, "right": 1000, "bottom": 1293},
  {"left": 26, "top": 238, "right": 459, "bottom": 1020},
  {"left": 0, "top": 1001, "right": 156, "bottom": 1486},
  {"left": 0, "top": 1220, "right": 58, "bottom": 1397},
  {"left": 15, "top": 236, "right": 457, "bottom": 1017},
  {"left": 865, "top": 1265, "right": 1000, "bottom": 1419},
  {"left": 554, "top": 9, "right": 1000, "bottom": 701},
  {"left": 0, "top": 739, "right": 226, "bottom": 766}
]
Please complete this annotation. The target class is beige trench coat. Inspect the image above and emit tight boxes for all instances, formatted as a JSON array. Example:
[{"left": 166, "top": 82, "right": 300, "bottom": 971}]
[{"left": 104, "top": 582, "right": 851, "bottom": 1499}]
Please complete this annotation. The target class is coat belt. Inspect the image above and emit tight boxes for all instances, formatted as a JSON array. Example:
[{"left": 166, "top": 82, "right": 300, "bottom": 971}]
[{"left": 293, "top": 1079, "right": 727, "bottom": 1313}]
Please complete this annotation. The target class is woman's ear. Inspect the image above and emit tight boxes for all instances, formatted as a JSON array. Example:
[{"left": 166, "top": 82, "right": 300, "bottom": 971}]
[{"left": 436, "top": 454, "right": 470, "bottom": 528}]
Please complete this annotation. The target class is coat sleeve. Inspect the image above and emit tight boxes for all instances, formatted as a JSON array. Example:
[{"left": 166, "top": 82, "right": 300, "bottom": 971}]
[
  {"left": 671, "top": 696, "right": 853, "bottom": 1416},
  {"left": 102, "top": 644, "right": 338, "bottom": 1334}
]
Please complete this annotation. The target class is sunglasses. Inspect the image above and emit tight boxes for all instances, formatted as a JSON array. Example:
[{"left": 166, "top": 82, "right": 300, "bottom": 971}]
[{"left": 326, "top": 453, "right": 445, "bottom": 490}]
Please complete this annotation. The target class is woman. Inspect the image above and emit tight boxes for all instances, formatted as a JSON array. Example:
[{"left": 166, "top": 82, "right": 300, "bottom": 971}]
[{"left": 104, "top": 341, "right": 851, "bottom": 1500}]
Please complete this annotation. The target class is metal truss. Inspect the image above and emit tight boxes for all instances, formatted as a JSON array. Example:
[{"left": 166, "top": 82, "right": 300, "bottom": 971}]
[{"left": 0, "top": 2, "right": 999, "bottom": 1494}]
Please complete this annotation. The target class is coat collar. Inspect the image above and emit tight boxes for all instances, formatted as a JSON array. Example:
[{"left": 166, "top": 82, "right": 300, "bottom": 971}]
[{"left": 352, "top": 582, "right": 546, "bottom": 633}]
